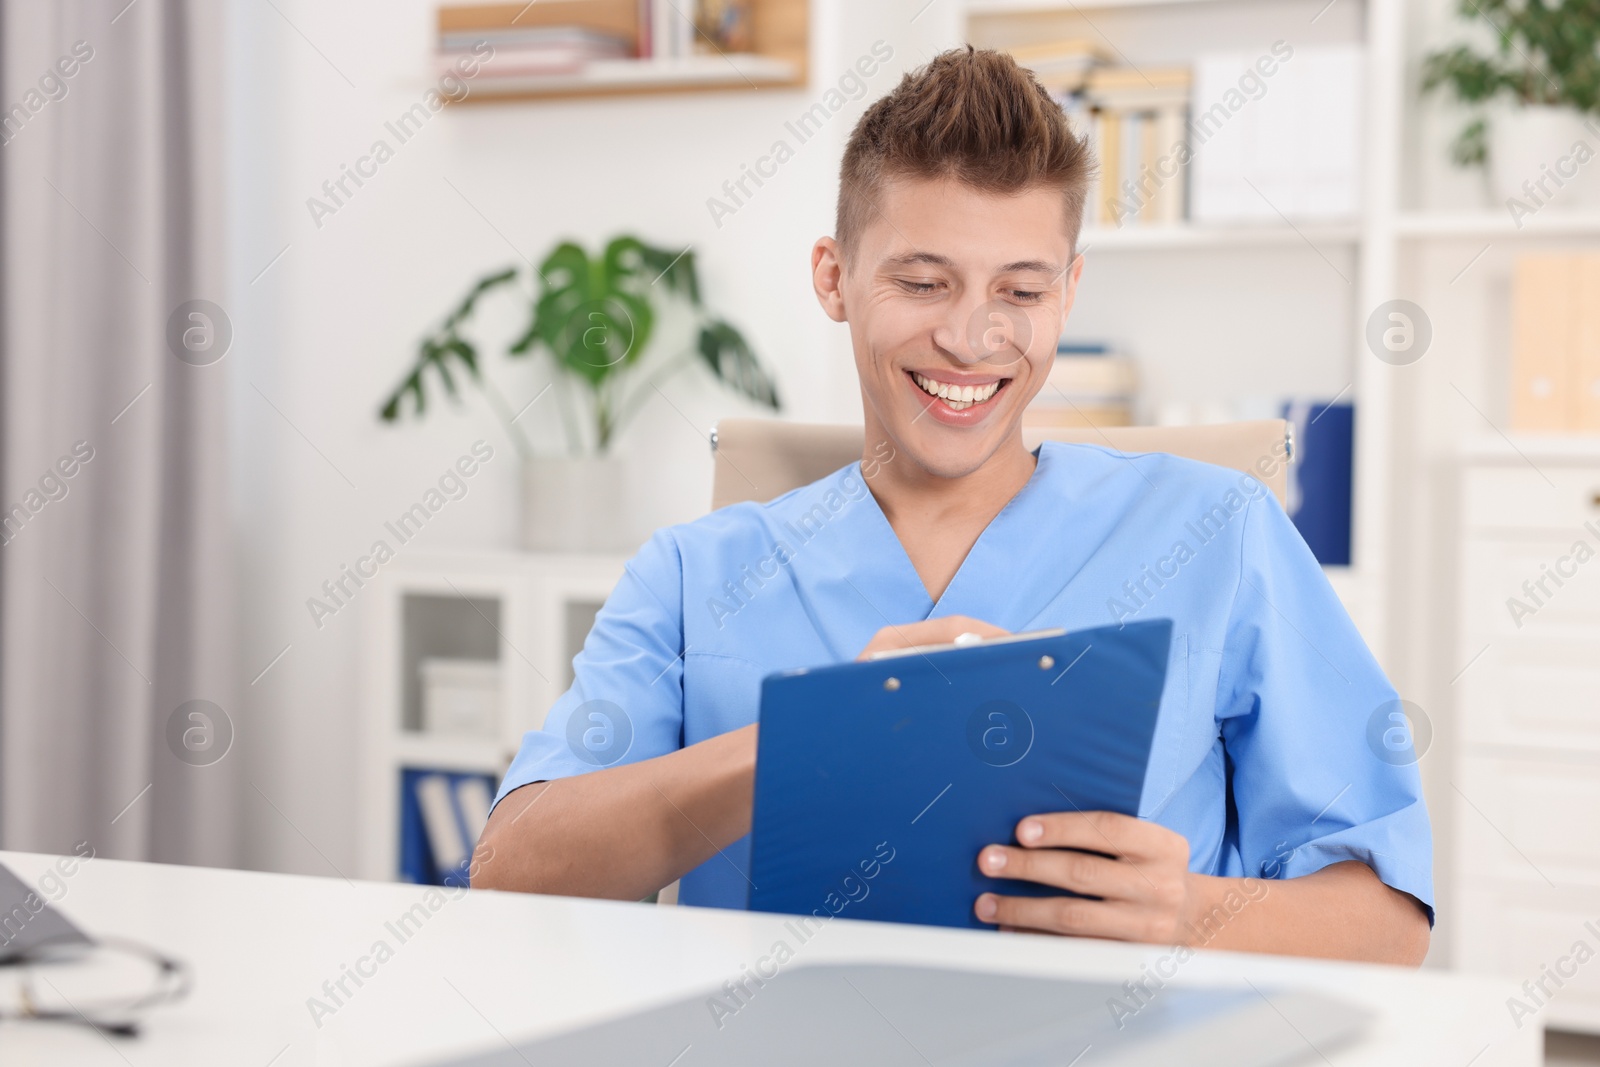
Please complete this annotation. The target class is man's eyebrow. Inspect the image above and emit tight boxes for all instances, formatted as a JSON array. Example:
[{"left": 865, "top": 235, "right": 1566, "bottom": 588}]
[
  {"left": 881, "top": 252, "right": 1065, "bottom": 277},
  {"left": 998, "top": 259, "right": 1065, "bottom": 275},
  {"left": 882, "top": 251, "right": 954, "bottom": 269}
]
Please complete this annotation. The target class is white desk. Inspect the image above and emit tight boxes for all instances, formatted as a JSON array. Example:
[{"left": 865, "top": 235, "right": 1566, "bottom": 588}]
[{"left": 0, "top": 851, "right": 1539, "bottom": 1065}]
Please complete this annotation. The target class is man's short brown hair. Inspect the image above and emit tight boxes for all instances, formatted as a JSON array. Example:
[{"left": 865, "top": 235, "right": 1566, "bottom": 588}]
[{"left": 836, "top": 47, "right": 1094, "bottom": 261}]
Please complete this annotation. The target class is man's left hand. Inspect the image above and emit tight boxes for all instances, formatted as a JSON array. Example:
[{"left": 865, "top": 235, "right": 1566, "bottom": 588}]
[{"left": 974, "top": 811, "right": 1199, "bottom": 943}]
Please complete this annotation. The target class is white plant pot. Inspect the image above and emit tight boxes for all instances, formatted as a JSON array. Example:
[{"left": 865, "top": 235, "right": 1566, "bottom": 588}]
[
  {"left": 1491, "top": 105, "right": 1600, "bottom": 211},
  {"left": 519, "top": 455, "right": 633, "bottom": 553}
]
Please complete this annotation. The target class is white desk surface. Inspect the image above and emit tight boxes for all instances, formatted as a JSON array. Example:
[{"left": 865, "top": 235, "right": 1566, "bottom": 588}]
[{"left": 0, "top": 850, "right": 1538, "bottom": 1066}]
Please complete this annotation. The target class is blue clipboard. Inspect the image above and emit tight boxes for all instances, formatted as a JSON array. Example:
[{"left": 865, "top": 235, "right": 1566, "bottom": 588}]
[{"left": 748, "top": 619, "right": 1173, "bottom": 930}]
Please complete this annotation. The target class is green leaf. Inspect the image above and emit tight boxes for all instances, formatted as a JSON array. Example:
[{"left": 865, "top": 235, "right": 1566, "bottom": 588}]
[
  {"left": 516, "top": 239, "right": 655, "bottom": 386},
  {"left": 634, "top": 241, "right": 702, "bottom": 305},
  {"left": 1423, "top": 0, "right": 1600, "bottom": 115},
  {"left": 378, "top": 267, "right": 519, "bottom": 423},
  {"left": 443, "top": 267, "right": 519, "bottom": 331},
  {"left": 1452, "top": 117, "right": 1490, "bottom": 167},
  {"left": 380, "top": 234, "right": 783, "bottom": 454},
  {"left": 697, "top": 320, "right": 780, "bottom": 409}
]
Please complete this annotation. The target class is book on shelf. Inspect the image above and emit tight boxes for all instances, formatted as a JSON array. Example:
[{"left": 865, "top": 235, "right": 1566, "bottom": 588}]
[
  {"left": 436, "top": 1, "right": 773, "bottom": 89},
  {"left": 1011, "top": 37, "right": 1111, "bottom": 94},
  {"left": 1512, "top": 254, "right": 1600, "bottom": 434},
  {"left": 1189, "top": 44, "right": 1363, "bottom": 223},
  {"left": 435, "top": 41, "right": 633, "bottom": 80},
  {"left": 438, "top": 26, "right": 635, "bottom": 52},
  {"left": 1086, "top": 66, "right": 1191, "bottom": 109},
  {"left": 420, "top": 657, "right": 500, "bottom": 736},
  {"left": 1025, "top": 343, "right": 1139, "bottom": 429},
  {"left": 1281, "top": 399, "right": 1353, "bottom": 567},
  {"left": 400, "top": 768, "right": 496, "bottom": 885},
  {"left": 435, "top": 20, "right": 633, "bottom": 82},
  {"left": 1081, "top": 66, "right": 1192, "bottom": 229}
]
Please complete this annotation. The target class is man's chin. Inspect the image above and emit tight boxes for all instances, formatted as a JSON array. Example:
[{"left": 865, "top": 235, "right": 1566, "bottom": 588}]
[{"left": 887, "top": 415, "right": 1019, "bottom": 481}]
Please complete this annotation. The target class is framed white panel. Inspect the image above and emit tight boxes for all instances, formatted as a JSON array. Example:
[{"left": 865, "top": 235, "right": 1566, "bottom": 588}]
[
  {"left": 1455, "top": 753, "right": 1600, "bottom": 888},
  {"left": 1456, "top": 884, "right": 1600, "bottom": 1033},
  {"left": 1455, "top": 635, "right": 1600, "bottom": 752}
]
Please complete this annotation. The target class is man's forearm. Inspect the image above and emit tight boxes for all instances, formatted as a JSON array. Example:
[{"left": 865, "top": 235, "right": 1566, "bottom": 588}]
[
  {"left": 474, "top": 724, "right": 758, "bottom": 900},
  {"left": 1181, "top": 860, "right": 1430, "bottom": 964}
]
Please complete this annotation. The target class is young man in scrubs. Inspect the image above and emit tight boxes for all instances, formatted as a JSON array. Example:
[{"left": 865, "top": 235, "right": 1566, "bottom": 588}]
[{"left": 477, "top": 48, "right": 1433, "bottom": 962}]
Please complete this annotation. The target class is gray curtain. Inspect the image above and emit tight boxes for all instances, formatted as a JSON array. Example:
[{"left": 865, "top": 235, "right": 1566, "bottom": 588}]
[{"left": 0, "top": 0, "right": 237, "bottom": 866}]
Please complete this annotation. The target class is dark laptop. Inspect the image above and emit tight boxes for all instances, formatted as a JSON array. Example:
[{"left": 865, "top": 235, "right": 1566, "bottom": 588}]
[{"left": 0, "top": 861, "right": 94, "bottom": 963}]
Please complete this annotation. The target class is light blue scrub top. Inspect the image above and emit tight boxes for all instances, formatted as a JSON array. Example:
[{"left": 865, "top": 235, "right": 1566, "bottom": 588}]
[{"left": 493, "top": 442, "right": 1434, "bottom": 919}]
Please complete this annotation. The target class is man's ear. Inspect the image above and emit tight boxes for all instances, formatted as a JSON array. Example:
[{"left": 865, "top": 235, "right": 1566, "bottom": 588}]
[
  {"left": 812, "top": 237, "right": 848, "bottom": 323},
  {"left": 1059, "top": 249, "right": 1086, "bottom": 320}
]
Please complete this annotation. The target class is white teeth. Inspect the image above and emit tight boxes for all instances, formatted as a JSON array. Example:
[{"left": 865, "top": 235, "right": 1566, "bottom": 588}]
[{"left": 911, "top": 373, "right": 1002, "bottom": 410}]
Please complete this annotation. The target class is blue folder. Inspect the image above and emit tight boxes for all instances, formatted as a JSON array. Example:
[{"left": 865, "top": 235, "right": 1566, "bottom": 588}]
[{"left": 748, "top": 619, "right": 1172, "bottom": 930}]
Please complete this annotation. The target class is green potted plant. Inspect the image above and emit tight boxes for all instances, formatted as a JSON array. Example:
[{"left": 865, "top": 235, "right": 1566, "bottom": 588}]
[
  {"left": 381, "top": 235, "right": 780, "bottom": 550},
  {"left": 1422, "top": 0, "right": 1600, "bottom": 210}
]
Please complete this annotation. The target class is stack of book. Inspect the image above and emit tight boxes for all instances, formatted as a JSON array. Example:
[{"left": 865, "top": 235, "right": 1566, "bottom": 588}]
[
  {"left": 1024, "top": 342, "right": 1140, "bottom": 429},
  {"left": 1082, "top": 67, "right": 1192, "bottom": 229},
  {"left": 1011, "top": 39, "right": 1108, "bottom": 206},
  {"left": 435, "top": 23, "right": 633, "bottom": 82},
  {"left": 1512, "top": 253, "right": 1600, "bottom": 433},
  {"left": 1011, "top": 37, "right": 1110, "bottom": 96},
  {"left": 436, "top": 1, "right": 780, "bottom": 93}
]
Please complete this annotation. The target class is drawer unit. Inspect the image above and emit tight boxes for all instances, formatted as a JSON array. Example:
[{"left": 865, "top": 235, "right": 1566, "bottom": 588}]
[
  {"left": 1455, "top": 636, "right": 1600, "bottom": 752},
  {"left": 1463, "top": 465, "right": 1600, "bottom": 533},
  {"left": 1456, "top": 884, "right": 1600, "bottom": 1033},
  {"left": 1456, "top": 753, "right": 1600, "bottom": 886},
  {"left": 1460, "top": 538, "right": 1600, "bottom": 637},
  {"left": 1453, "top": 451, "right": 1600, "bottom": 1035}
]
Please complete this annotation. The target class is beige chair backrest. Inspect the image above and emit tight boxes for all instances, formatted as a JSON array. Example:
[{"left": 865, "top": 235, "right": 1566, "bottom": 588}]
[{"left": 709, "top": 418, "right": 1293, "bottom": 511}]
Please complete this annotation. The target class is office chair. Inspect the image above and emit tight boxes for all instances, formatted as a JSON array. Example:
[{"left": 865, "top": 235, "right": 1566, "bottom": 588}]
[
  {"left": 654, "top": 417, "right": 1294, "bottom": 906},
  {"left": 709, "top": 419, "right": 1293, "bottom": 511}
]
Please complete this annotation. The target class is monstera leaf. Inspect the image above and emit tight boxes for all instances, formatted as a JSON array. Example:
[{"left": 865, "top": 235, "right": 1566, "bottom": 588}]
[{"left": 510, "top": 237, "right": 666, "bottom": 389}]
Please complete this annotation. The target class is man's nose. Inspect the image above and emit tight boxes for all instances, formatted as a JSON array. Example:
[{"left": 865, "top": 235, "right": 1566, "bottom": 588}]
[
  {"left": 930, "top": 295, "right": 995, "bottom": 366},
  {"left": 931, "top": 297, "right": 1032, "bottom": 368}
]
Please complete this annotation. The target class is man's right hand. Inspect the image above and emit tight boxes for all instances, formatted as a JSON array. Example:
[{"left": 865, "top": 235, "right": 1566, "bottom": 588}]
[{"left": 856, "top": 615, "right": 1009, "bottom": 660}]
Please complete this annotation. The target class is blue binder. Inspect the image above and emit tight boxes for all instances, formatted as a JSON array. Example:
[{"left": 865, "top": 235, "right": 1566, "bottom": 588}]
[
  {"left": 748, "top": 620, "right": 1172, "bottom": 930},
  {"left": 1281, "top": 399, "right": 1354, "bottom": 566}
]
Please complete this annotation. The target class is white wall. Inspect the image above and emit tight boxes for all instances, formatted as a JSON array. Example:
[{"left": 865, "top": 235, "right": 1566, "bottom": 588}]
[
  {"left": 228, "top": 0, "right": 1510, "bottom": 891},
  {"left": 226, "top": 0, "right": 958, "bottom": 876}
]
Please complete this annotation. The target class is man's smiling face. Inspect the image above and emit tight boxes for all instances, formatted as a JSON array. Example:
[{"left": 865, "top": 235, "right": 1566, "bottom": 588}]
[{"left": 815, "top": 175, "right": 1083, "bottom": 480}]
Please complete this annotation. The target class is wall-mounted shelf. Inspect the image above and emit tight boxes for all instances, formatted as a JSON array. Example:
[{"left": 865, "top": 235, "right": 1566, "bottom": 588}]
[
  {"left": 966, "top": 0, "right": 1229, "bottom": 12},
  {"left": 1396, "top": 211, "right": 1600, "bottom": 239},
  {"left": 461, "top": 53, "right": 801, "bottom": 102},
  {"left": 440, "top": 0, "right": 808, "bottom": 104},
  {"left": 1080, "top": 221, "right": 1361, "bottom": 251}
]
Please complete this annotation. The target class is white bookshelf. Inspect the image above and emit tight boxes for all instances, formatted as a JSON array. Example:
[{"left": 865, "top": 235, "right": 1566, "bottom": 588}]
[
  {"left": 357, "top": 550, "right": 628, "bottom": 883},
  {"left": 959, "top": 0, "right": 1395, "bottom": 656}
]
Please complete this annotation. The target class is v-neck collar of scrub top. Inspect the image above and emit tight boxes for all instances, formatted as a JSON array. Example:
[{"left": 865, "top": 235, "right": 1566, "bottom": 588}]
[{"left": 800, "top": 443, "right": 1076, "bottom": 657}]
